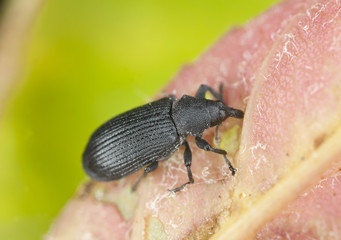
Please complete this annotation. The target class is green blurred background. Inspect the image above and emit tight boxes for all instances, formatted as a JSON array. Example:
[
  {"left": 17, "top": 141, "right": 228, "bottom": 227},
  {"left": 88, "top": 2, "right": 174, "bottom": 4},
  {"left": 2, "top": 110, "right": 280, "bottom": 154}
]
[{"left": 0, "top": 0, "right": 278, "bottom": 239}]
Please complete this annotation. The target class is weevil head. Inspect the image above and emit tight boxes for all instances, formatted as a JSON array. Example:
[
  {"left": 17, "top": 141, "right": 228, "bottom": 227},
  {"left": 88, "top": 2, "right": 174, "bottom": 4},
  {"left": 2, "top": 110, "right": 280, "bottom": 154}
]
[{"left": 208, "top": 101, "right": 244, "bottom": 127}]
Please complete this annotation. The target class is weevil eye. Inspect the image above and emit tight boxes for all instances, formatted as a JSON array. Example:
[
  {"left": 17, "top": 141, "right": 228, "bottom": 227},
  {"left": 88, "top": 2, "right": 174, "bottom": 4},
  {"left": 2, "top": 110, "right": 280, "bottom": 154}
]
[
  {"left": 219, "top": 109, "right": 227, "bottom": 119},
  {"left": 208, "top": 103, "right": 229, "bottom": 127}
]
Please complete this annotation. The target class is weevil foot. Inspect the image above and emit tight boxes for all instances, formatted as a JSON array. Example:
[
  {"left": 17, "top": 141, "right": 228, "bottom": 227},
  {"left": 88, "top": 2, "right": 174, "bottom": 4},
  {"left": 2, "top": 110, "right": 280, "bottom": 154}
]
[
  {"left": 223, "top": 155, "right": 237, "bottom": 176},
  {"left": 230, "top": 166, "right": 237, "bottom": 176},
  {"left": 168, "top": 181, "right": 191, "bottom": 193}
]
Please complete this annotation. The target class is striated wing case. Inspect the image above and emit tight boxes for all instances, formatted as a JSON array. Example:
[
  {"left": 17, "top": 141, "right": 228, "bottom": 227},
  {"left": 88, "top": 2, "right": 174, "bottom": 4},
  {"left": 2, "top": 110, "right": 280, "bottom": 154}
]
[{"left": 83, "top": 97, "right": 180, "bottom": 181}]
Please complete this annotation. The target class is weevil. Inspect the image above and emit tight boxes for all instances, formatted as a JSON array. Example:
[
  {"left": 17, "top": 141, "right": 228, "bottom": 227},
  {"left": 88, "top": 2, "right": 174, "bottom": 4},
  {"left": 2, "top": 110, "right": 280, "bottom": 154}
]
[{"left": 82, "top": 84, "right": 244, "bottom": 192}]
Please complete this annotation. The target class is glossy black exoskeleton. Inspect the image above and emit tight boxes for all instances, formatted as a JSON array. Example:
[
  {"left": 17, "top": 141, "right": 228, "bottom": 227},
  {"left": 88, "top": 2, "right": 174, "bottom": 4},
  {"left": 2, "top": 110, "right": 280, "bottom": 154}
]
[{"left": 83, "top": 84, "right": 244, "bottom": 192}]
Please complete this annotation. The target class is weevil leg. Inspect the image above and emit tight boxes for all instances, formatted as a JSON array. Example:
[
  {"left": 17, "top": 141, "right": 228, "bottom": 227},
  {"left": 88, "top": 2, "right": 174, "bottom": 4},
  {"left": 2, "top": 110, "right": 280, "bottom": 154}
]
[
  {"left": 215, "top": 124, "right": 220, "bottom": 143},
  {"left": 216, "top": 84, "right": 224, "bottom": 139},
  {"left": 218, "top": 83, "right": 224, "bottom": 101},
  {"left": 196, "top": 84, "right": 224, "bottom": 142},
  {"left": 195, "top": 84, "right": 224, "bottom": 101},
  {"left": 132, "top": 161, "right": 158, "bottom": 191},
  {"left": 195, "top": 136, "right": 237, "bottom": 176},
  {"left": 169, "top": 140, "right": 194, "bottom": 193}
]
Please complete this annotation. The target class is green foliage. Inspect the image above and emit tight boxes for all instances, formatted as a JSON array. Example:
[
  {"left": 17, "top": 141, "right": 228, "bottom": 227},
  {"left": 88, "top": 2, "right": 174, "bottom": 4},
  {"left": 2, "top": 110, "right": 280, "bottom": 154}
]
[{"left": 0, "top": 0, "right": 277, "bottom": 239}]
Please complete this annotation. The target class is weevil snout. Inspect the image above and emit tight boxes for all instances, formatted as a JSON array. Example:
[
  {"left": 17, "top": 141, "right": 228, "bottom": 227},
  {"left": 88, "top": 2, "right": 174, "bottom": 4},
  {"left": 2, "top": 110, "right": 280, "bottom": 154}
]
[{"left": 224, "top": 106, "right": 244, "bottom": 119}]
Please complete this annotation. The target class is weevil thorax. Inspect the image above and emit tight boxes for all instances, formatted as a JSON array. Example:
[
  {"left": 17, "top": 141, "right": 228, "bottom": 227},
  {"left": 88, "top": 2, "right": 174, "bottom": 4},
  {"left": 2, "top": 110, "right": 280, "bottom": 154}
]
[{"left": 171, "top": 95, "right": 227, "bottom": 137}]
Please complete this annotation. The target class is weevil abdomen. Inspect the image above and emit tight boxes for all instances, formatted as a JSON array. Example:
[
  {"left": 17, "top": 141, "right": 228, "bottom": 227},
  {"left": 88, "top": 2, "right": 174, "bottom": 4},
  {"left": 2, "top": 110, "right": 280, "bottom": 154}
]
[{"left": 83, "top": 97, "right": 180, "bottom": 181}]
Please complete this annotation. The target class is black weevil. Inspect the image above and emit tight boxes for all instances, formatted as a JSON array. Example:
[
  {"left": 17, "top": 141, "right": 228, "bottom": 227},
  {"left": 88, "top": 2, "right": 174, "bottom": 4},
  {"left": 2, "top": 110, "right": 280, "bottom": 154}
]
[{"left": 82, "top": 84, "right": 244, "bottom": 192}]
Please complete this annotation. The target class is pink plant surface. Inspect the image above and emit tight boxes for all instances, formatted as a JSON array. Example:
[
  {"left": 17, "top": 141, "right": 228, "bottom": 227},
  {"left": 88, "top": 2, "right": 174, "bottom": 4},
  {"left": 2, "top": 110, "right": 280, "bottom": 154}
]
[{"left": 46, "top": 0, "right": 341, "bottom": 239}]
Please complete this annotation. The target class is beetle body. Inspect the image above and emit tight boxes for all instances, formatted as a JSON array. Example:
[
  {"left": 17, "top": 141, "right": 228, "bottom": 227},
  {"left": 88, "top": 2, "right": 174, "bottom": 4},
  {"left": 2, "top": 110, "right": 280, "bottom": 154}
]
[
  {"left": 83, "top": 85, "right": 244, "bottom": 192},
  {"left": 83, "top": 97, "right": 180, "bottom": 181}
]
